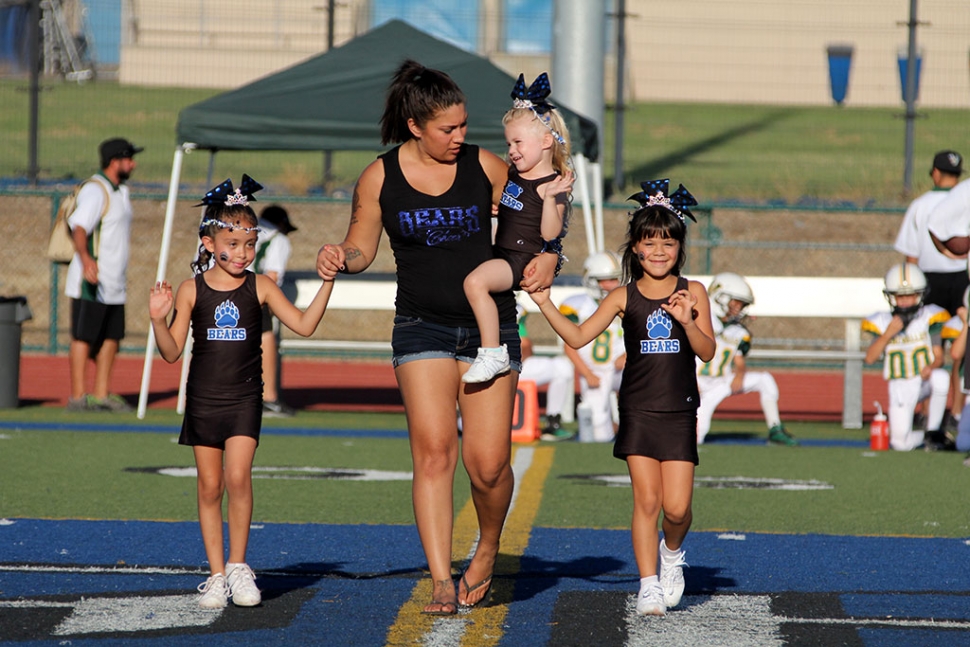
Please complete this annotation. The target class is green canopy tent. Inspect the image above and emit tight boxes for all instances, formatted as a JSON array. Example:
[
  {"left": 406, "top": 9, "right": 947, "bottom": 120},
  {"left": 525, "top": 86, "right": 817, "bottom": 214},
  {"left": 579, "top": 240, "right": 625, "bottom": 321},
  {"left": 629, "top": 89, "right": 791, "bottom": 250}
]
[
  {"left": 174, "top": 19, "right": 598, "bottom": 159},
  {"left": 139, "top": 19, "right": 603, "bottom": 417}
]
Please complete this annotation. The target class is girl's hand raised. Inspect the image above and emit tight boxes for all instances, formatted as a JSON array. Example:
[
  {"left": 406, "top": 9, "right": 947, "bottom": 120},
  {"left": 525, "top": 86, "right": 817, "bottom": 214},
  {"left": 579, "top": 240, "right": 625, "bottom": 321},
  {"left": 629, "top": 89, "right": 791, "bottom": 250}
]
[
  {"left": 661, "top": 288, "right": 698, "bottom": 326},
  {"left": 149, "top": 281, "right": 174, "bottom": 321},
  {"left": 543, "top": 170, "right": 575, "bottom": 199}
]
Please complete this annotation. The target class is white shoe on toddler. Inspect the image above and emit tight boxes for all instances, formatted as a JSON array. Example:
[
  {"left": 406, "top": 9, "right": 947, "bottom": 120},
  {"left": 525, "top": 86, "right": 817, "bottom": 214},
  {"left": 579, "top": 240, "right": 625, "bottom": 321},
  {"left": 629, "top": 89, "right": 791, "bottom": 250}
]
[{"left": 461, "top": 345, "right": 510, "bottom": 383}]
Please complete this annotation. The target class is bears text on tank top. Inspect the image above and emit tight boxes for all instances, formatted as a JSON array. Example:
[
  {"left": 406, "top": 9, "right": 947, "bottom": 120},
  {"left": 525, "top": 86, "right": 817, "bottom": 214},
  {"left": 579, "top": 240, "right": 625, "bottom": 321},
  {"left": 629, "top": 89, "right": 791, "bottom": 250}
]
[{"left": 379, "top": 143, "right": 516, "bottom": 327}]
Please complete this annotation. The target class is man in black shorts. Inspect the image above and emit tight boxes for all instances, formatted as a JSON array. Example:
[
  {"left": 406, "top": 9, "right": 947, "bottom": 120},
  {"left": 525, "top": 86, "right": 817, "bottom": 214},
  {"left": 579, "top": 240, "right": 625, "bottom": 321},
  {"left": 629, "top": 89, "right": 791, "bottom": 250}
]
[{"left": 65, "top": 138, "right": 142, "bottom": 412}]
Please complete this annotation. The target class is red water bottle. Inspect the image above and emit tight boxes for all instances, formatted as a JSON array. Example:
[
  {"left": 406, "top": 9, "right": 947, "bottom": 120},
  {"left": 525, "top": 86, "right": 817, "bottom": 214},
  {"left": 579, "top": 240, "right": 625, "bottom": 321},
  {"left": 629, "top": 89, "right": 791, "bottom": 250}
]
[{"left": 870, "top": 401, "right": 889, "bottom": 451}]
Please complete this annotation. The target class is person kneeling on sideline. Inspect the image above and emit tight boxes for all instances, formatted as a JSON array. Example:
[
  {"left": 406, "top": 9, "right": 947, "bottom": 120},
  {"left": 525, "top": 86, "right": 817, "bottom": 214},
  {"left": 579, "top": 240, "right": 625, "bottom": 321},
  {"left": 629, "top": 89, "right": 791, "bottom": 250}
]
[{"left": 696, "top": 272, "right": 797, "bottom": 446}]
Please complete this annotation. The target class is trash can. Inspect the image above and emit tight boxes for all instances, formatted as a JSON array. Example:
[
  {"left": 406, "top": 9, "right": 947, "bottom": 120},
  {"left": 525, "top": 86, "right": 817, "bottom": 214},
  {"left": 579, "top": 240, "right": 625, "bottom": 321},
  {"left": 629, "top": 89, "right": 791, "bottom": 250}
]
[
  {"left": 826, "top": 43, "right": 854, "bottom": 105},
  {"left": 0, "top": 296, "right": 32, "bottom": 408}
]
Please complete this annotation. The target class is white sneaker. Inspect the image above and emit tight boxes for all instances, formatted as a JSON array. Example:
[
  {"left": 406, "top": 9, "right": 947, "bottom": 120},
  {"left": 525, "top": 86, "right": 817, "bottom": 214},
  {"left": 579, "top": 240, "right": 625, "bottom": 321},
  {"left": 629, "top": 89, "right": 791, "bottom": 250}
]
[
  {"left": 462, "top": 345, "right": 511, "bottom": 384},
  {"left": 636, "top": 581, "right": 666, "bottom": 616},
  {"left": 659, "top": 541, "right": 687, "bottom": 608},
  {"left": 197, "top": 573, "right": 229, "bottom": 609},
  {"left": 226, "top": 562, "right": 261, "bottom": 607}
]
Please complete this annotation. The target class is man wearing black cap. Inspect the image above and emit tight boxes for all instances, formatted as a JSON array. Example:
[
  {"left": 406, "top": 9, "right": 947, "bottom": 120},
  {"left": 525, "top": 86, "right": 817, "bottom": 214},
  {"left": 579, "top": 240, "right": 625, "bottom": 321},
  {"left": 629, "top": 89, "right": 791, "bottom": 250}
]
[
  {"left": 254, "top": 205, "right": 298, "bottom": 417},
  {"left": 895, "top": 150, "right": 966, "bottom": 314},
  {"left": 65, "top": 137, "right": 143, "bottom": 412},
  {"left": 917, "top": 150, "right": 968, "bottom": 441}
]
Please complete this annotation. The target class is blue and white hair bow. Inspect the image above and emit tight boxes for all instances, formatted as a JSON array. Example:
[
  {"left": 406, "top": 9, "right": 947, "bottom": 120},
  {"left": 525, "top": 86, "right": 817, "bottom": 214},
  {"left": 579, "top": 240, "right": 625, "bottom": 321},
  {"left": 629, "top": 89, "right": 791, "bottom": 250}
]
[
  {"left": 628, "top": 179, "right": 698, "bottom": 223},
  {"left": 511, "top": 72, "right": 555, "bottom": 114},
  {"left": 196, "top": 174, "right": 263, "bottom": 207}
]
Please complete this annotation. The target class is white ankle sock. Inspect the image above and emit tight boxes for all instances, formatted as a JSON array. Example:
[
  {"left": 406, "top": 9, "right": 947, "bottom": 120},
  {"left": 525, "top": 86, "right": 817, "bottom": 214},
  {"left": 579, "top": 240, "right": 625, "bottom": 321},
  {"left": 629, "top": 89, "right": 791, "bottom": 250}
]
[
  {"left": 660, "top": 540, "right": 683, "bottom": 562},
  {"left": 639, "top": 575, "right": 659, "bottom": 591}
]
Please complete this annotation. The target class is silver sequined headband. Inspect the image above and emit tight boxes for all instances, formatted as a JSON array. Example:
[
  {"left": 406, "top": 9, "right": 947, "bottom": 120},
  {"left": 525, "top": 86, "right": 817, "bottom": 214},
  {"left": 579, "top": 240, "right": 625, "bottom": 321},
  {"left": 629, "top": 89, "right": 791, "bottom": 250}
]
[{"left": 199, "top": 218, "right": 261, "bottom": 235}]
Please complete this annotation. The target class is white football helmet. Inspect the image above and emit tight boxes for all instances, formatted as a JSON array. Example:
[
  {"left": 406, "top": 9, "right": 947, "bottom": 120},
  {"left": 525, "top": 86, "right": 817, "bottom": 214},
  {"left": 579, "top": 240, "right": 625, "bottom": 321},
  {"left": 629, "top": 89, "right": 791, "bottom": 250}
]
[
  {"left": 709, "top": 272, "right": 754, "bottom": 322},
  {"left": 583, "top": 251, "right": 622, "bottom": 300},
  {"left": 883, "top": 263, "right": 927, "bottom": 316}
]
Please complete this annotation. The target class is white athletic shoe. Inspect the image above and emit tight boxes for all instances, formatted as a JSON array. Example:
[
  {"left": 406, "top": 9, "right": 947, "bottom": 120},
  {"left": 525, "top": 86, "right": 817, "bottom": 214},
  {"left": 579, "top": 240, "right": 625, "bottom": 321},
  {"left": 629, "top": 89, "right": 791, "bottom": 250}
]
[
  {"left": 659, "top": 541, "right": 687, "bottom": 608},
  {"left": 197, "top": 573, "right": 229, "bottom": 609},
  {"left": 636, "top": 581, "right": 666, "bottom": 616},
  {"left": 226, "top": 562, "right": 261, "bottom": 607},
  {"left": 461, "top": 345, "right": 510, "bottom": 384}
]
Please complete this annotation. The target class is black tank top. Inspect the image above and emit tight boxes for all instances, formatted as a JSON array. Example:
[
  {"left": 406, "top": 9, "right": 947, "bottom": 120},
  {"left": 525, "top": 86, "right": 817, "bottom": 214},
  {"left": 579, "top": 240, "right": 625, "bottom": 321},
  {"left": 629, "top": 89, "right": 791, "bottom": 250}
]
[
  {"left": 494, "top": 168, "right": 558, "bottom": 254},
  {"left": 379, "top": 144, "right": 515, "bottom": 327},
  {"left": 188, "top": 271, "right": 262, "bottom": 398},
  {"left": 619, "top": 277, "right": 700, "bottom": 412}
]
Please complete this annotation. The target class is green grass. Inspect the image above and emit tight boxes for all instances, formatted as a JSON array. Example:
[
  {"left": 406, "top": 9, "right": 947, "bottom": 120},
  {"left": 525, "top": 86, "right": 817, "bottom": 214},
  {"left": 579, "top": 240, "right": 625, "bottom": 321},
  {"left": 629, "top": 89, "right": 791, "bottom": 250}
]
[
  {"left": 3, "top": 413, "right": 969, "bottom": 538},
  {"left": 3, "top": 79, "right": 966, "bottom": 204},
  {"left": 538, "top": 421, "right": 970, "bottom": 538},
  {"left": 610, "top": 103, "right": 969, "bottom": 204}
]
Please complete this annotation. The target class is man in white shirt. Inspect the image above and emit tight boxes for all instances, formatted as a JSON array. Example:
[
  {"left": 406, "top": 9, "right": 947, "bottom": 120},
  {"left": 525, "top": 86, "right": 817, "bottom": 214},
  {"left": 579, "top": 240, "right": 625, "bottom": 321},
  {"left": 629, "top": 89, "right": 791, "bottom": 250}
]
[
  {"left": 65, "top": 138, "right": 141, "bottom": 412},
  {"left": 896, "top": 150, "right": 965, "bottom": 315},
  {"left": 898, "top": 151, "right": 965, "bottom": 435},
  {"left": 254, "top": 205, "right": 298, "bottom": 417}
]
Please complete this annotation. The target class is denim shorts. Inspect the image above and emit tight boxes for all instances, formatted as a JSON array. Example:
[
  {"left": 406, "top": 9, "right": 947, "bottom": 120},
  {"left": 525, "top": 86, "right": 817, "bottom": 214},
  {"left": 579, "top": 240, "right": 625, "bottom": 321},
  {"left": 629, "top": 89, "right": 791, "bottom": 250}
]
[{"left": 391, "top": 315, "right": 522, "bottom": 370}]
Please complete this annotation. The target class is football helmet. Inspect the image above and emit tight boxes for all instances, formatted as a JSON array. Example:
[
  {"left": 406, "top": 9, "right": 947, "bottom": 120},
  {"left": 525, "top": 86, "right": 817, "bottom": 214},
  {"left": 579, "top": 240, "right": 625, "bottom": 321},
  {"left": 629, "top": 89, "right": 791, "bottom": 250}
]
[
  {"left": 709, "top": 272, "right": 754, "bottom": 322},
  {"left": 583, "top": 251, "right": 622, "bottom": 300},
  {"left": 883, "top": 262, "right": 927, "bottom": 321}
]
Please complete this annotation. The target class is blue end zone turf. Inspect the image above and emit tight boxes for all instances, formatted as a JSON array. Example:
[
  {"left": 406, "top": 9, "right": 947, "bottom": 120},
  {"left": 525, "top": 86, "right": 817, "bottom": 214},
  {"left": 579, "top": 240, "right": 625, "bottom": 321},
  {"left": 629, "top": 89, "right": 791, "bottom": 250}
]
[{"left": 4, "top": 519, "right": 970, "bottom": 645}]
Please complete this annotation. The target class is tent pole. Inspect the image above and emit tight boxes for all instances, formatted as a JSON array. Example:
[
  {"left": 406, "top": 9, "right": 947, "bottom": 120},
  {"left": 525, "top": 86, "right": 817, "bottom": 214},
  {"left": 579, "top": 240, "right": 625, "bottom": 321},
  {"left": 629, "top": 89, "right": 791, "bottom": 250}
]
[
  {"left": 572, "top": 154, "right": 596, "bottom": 257},
  {"left": 138, "top": 144, "right": 194, "bottom": 419},
  {"left": 592, "top": 162, "right": 605, "bottom": 253},
  {"left": 206, "top": 151, "right": 216, "bottom": 187}
]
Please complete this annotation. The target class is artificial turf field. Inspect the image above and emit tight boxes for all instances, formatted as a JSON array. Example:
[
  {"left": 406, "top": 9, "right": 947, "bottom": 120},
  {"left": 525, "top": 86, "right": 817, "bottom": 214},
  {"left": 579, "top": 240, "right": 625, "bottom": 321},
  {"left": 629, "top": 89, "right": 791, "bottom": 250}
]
[{"left": 2, "top": 410, "right": 970, "bottom": 646}]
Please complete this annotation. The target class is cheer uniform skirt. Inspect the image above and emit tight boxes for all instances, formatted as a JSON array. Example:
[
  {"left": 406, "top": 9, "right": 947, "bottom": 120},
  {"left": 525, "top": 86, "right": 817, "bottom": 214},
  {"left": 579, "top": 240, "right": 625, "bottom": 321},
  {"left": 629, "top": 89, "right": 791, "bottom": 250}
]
[
  {"left": 494, "top": 247, "right": 537, "bottom": 287},
  {"left": 613, "top": 409, "right": 699, "bottom": 465},
  {"left": 178, "top": 392, "right": 262, "bottom": 449}
]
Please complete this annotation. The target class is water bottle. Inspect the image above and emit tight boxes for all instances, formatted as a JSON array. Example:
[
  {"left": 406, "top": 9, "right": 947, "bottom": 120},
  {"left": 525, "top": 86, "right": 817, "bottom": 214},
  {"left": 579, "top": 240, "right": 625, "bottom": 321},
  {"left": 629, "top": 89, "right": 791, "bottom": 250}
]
[{"left": 870, "top": 401, "right": 889, "bottom": 451}]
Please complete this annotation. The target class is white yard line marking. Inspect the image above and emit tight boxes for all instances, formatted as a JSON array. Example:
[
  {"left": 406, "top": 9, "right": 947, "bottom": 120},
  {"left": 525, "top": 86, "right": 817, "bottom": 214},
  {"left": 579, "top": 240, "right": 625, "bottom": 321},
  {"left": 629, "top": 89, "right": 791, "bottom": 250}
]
[{"left": 52, "top": 594, "right": 219, "bottom": 635}]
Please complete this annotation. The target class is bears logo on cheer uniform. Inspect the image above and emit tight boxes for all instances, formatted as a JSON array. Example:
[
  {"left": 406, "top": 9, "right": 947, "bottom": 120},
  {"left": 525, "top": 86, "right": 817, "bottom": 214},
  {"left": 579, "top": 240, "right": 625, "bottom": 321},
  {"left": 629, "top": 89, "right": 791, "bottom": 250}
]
[
  {"left": 641, "top": 310, "right": 680, "bottom": 354},
  {"left": 500, "top": 181, "right": 525, "bottom": 211},
  {"left": 207, "top": 299, "right": 247, "bottom": 341}
]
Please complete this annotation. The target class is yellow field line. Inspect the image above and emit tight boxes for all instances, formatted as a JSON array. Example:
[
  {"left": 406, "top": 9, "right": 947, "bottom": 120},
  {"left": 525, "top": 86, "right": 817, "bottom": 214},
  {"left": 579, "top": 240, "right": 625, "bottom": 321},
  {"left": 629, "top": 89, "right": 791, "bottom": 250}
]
[{"left": 385, "top": 445, "right": 555, "bottom": 647}]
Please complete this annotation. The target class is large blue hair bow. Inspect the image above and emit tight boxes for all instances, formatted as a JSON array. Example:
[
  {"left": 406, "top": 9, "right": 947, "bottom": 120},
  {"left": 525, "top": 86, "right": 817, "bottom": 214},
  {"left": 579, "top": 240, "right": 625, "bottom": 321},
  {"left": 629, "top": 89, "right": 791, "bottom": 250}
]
[
  {"left": 628, "top": 179, "right": 698, "bottom": 222},
  {"left": 511, "top": 72, "right": 555, "bottom": 114},
  {"left": 196, "top": 174, "right": 263, "bottom": 207}
]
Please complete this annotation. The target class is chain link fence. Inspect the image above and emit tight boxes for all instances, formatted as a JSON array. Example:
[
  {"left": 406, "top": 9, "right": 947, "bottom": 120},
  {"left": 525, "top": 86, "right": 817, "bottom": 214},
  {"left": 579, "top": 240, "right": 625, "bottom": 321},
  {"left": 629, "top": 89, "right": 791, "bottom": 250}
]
[{"left": 1, "top": 190, "right": 903, "bottom": 360}]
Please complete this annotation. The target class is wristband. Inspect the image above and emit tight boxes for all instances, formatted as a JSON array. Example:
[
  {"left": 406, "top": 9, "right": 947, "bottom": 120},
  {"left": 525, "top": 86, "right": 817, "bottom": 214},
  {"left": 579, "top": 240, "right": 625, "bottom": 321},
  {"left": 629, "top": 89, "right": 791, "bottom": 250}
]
[{"left": 540, "top": 237, "right": 566, "bottom": 276}]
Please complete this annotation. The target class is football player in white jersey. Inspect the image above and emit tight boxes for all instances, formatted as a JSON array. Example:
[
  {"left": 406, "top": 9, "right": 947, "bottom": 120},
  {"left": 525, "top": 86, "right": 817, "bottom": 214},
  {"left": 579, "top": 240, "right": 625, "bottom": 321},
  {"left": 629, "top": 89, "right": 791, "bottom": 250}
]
[
  {"left": 696, "top": 272, "right": 798, "bottom": 446},
  {"left": 939, "top": 287, "right": 967, "bottom": 443},
  {"left": 557, "top": 252, "right": 626, "bottom": 442},
  {"left": 863, "top": 263, "right": 950, "bottom": 451},
  {"left": 942, "top": 287, "right": 970, "bottom": 453},
  {"left": 517, "top": 299, "right": 575, "bottom": 440}
]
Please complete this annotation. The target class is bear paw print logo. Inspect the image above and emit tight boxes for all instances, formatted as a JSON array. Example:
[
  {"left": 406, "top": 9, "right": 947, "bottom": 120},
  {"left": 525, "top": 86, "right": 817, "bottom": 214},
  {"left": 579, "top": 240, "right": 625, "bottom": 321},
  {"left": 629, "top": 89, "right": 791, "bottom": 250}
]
[
  {"left": 504, "top": 181, "right": 524, "bottom": 198},
  {"left": 214, "top": 300, "right": 240, "bottom": 328},
  {"left": 646, "top": 310, "right": 672, "bottom": 340}
]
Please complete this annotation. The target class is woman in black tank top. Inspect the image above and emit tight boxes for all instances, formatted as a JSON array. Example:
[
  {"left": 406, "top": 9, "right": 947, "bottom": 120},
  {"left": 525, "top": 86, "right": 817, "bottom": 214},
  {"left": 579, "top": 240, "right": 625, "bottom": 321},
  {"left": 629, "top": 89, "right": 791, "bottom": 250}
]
[
  {"left": 526, "top": 180, "right": 717, "bottom": 616},
  {"left": 316, "top": 61, "right": 559, "bottom": 615}
]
